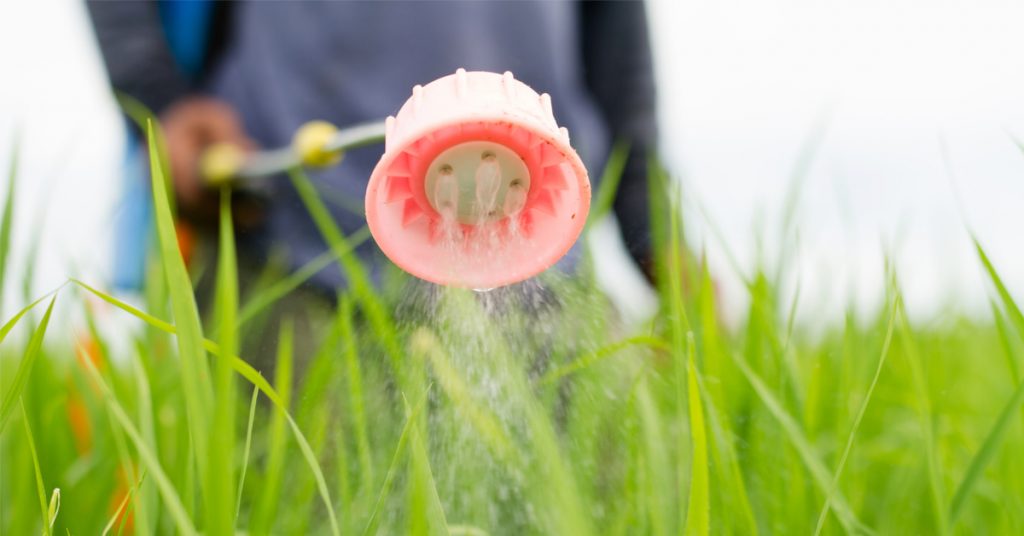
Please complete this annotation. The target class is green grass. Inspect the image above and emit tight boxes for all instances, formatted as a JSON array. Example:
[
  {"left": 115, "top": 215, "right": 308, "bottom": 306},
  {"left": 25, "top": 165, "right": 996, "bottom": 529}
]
[{"left": 1, "top": 130, "right": 1024, "bottom": 536}]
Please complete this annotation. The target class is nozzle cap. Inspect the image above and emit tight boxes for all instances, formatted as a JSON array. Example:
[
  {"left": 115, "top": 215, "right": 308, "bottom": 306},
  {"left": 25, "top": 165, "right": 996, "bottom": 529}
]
[{"left": 366, "top": 70, "right": 590, "bottom": 288}]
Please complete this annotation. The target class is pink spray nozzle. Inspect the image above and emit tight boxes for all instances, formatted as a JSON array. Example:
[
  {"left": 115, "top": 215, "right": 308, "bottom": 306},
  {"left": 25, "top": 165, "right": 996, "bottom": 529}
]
[{"left": 366, "top": 69, "right": 591, "bottom": 289}]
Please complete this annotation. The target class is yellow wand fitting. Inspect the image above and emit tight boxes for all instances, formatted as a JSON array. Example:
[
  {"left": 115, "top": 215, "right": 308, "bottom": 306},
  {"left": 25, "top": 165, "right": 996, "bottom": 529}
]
[
  {"left": 200, "top": 143, "right": 246, "bottom": 185},
  {"left": 293, "top": 120, "right": 343, "bottom": 167}
]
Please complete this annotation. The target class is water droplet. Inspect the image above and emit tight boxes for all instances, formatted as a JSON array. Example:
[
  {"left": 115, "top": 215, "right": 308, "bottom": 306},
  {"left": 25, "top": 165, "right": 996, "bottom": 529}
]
[{"left": 475, "top": 153, "right": 502, "bottom": 218}]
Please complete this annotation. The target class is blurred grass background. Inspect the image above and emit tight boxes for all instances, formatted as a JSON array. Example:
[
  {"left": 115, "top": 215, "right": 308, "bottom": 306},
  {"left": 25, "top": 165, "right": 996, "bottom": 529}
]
[
  {"left": 1, "top": 122, "right": 1023, "bottom": 534},
  {"left": 4, "top": 2, "right": 1024, "bottom": 534}
]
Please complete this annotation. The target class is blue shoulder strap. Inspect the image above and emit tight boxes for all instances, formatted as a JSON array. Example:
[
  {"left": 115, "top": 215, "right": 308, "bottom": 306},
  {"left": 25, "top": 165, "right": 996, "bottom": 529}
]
[{"left": 158, "top": 0, "right": 215, "bottom": 79}]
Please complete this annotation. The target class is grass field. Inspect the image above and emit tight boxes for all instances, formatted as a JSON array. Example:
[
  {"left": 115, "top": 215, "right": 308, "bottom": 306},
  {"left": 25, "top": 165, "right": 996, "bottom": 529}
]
[{"left": 1, "top": 122, "right": 1024, "bottom": 535}]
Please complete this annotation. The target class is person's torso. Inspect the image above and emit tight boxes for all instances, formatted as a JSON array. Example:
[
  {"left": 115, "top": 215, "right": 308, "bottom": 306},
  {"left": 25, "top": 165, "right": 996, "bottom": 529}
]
[{"left": 207, "top": 2, "right": 608, "bottom": 289}]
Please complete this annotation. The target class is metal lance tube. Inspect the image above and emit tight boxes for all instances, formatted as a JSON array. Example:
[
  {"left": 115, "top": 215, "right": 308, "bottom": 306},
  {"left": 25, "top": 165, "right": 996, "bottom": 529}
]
[{"left": 202, "top": 120, "right": 387, "bottom": 183}]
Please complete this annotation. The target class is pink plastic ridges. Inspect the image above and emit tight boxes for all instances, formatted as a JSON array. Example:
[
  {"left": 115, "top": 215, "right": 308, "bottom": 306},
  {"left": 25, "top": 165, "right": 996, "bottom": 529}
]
[{"left": 365, "top": 70, "right": 591, "bottom": 288}]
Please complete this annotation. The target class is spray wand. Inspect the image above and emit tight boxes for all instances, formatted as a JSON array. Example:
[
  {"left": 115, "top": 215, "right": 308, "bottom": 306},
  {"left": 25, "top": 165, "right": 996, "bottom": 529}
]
[{"left": 199, "top": 69, "right": 591, "bottom": 289}]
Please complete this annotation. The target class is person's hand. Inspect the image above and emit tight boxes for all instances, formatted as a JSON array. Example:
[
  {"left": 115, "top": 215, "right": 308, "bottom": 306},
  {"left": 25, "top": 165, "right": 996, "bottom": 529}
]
[{"left": 159, "top": 96, "right": 255, "bottom": 217}]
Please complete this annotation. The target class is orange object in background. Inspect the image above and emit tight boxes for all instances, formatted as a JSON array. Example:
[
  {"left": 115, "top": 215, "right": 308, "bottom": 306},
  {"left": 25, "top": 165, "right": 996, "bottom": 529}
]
[
  {"left": 69, "top": 337, "right": 134, "bottom": 533},
  {"left": 65, "top": 387, "right": 92, "bottom": 455},
  {"left": 175, "top": 220, "right": 196, "bottom": 266},
  {"left": 75, "top": 334, "right": 104, "bottom": 371},
  {"left": 107, "top": 465, "right": 136, "bottom": 534},
  {"left": 68, "top": 334, "right": 103, "bottom": 455}
]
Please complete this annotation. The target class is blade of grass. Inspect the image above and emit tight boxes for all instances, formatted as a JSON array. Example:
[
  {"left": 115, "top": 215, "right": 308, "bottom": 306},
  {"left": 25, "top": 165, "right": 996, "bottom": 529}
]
[
  {"left": 104, "top": 401, "right": 141, "bottom": 534},
  {"left": 586, "top": 140, "right": 630, "bottom": 228},
  {"left": 949, "top": 238, "right": 1024, "bottom": 521},
  {"left": 116, "top": 95, "right": 173, "bottom": 210},
  {"left": 144, "top": 122, "right": 213, "bottom": 479},
  {"left": 236, "top": 384, "right": 259, "bottom": 520},
  {"left": 813, "top": 295, "right": 899, "bottom": 535},
  {"left": 128, "top": 340, "right": 157, "bottom": 534},
  {"left": 335, "top": 423, "right": 354, "bottom": 527},
  {"left": 448, "top": 526, "right": 490, "bottom": 536},
  {"left": 46, "top": 488, "right": 60, "bottom": 534},
  {"left": 950, "top": 368, "right": 1024, "bottom": 522},
  {"left": 73, "top": 280, "right": 173, "bottom": 333},
  {"left": 236, "top": 226, "right": 371, "bottom": 329},
  {"left": 362, "top": 390, "right": 429, "bottom": 536},
  {"left": 665, "top": 172, "right": 691, "bottom": 334},
  {"left": 539, "top": 335, "right": 669, "bottom": 385},
  {"left": 0, "top": 135, "right": 18, "bottom": 320},
  {"left": 184, "top": 431, "right": 196, "bottom": 520},
  {"left": 519, "top": 369, "right": 593, "bottom": 535},
  {"left": 71, "top": 279, "right": 341, "bottom": 535},
  {"left": 694, "top": 255, "right": 757, "bottom": 531},
  {"left": 646, "top": 156, "right": 672, "bottom": 292},
  {"left": 78, "top": 346, "right": 197, "bottom": 535},
  {"left": 340, "top": 294, "right": 374, "bottom": 490},
  {"left": 0, "top": 290, "right": 56, "bottom": 346},
  {"left": 206, "top": 187, "right": 239, "bottom": 535},
  {"left": 685, "top": 335, "right": 710, "bottom": 536},
  {"left": 405, "top": 394, "right": 450, "bottom": 536},
  {"left": 0, "top": 279, "right": 58, "bottom": 523},
  {"left": 287, "top": 397, "right": 335, "bottom": 535},
  {"left": 666, "top": 172, "right": 692, "bottom": 535},
  {"left": 696, "top": 370, "right": 759, "bottom": 535},
  {"left": 1, "top": 296, "right": 55, "bottom": 434},
  {"left": 251, "top": 320, "right": 294, "bottom": 535},
  {"left": 695, "top": 254, "right": 727, "bottom": 405},
  {"left": 975, "top": 236, "right": 1024, "bottom": 342},
  {"left": 990, "top": 300, "right": 1021, "bottom": 384},
  {"left": 20, "top": 400, "right": 50, "bottom": 536},
  {"left": 636, "top": 376, "right": 672, "bottom": 536},
  {"left": 731, "top": 352, "right": 870, "bottom": 535},
  {"left": 895, "top": 301, "right": 950, "bottom": 535},
  {"left": 289, "top": 168, "right": 403, "bottom": 372},
  {"left": 102, "top": 473, "right": 146, "bottom": 536}
]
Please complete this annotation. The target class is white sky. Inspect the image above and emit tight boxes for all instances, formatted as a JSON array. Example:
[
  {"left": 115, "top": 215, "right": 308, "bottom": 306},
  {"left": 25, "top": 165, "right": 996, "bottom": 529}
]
[
  {"left": 2, "top": 1, "right": 1024, "bottom": 328},
  {"left": 645, "top": 1, "right": 1024, "bottom": 324}
]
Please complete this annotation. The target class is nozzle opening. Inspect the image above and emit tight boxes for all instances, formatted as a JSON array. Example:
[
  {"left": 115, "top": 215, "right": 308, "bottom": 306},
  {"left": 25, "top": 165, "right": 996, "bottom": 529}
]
[{"left": 423, "top": 141, "right": 531, "bottom": 224}]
